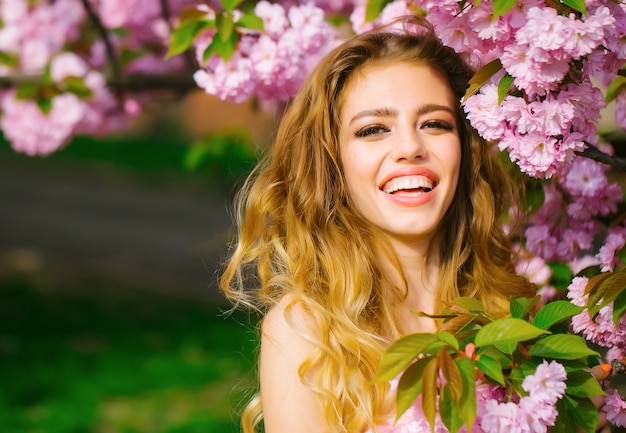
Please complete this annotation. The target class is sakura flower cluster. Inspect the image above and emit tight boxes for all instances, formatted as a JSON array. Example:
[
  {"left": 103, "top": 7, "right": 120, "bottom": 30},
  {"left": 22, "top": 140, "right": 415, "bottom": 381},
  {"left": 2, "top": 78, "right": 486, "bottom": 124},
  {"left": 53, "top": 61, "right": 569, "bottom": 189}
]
[
  {"left": 0, "top": 0, "right": 193, "bottom": 155},
  {"left": 193, "top": 1, "right": 340, "bottom": 103},
  {"left": 478, "top": 361, "right": 567, "bottom": 433},
  {"left": 373, "top": 361, "right": 568, "bottom": 433},
  {"left": 523, "top": 154, "right": 622, "bottom": 263},
  {"left": 455, "top": 1, "right": 625, "bottom": 179},
  {"left": 567, "top": 276, "right": 626, "bottom": 353},
  {"left": 567, "top": 276, "right": 626, "bottom": 427}
]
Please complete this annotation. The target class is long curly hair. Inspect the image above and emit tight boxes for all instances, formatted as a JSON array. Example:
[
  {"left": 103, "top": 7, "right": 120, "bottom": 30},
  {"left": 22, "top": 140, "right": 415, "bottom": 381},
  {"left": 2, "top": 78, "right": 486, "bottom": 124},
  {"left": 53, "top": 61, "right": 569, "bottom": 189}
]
[{"left": 220, "top": 16, "right": 536, "bottom": 433}]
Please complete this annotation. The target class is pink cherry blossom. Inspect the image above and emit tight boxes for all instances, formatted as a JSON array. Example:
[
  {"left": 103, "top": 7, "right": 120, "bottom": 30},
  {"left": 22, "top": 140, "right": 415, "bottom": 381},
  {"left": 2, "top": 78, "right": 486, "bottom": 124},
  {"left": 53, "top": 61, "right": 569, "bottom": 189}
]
[
  {"left": 518, "top": 396, "right": 558, "bottom": 432},
  {"left": 564, "top": 158, "right": 608, "bottom": 199},
  {"left": 480, "top": 400, "right": 521, "bottom": 432},
  {"left": 50, "top": 52, "right": 89, "bottom": 83},
  {"left": 521, "top": 360, "right": 567, "bottom": 403},
  {"left": 596, "top": 232, "right": 626, "bottom": 272},
  {"left": 0, "top": 91, "right": 85, "bottom": 156},
  {"left": 463, "top": 84, "right": 507, "bottom": 141},
  {"left": 603, "top": 389, "right": 626, "bottom": 428},
  {"left": 255, "top": 1, "right": 289, "bottom": 39}
]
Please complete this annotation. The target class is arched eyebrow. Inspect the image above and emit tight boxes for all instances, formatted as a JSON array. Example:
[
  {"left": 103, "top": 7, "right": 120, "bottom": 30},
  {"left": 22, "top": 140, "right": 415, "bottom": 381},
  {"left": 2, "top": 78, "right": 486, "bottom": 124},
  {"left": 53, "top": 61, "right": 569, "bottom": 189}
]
[
  {"left": 348, "top": 103, "right": 455, "bottom": 126},
  {"left": 348, "top": 107, "right": 396, "bottom": 126},
  {"left": 416, "top": 104, "right": 456, "bottom": 117}
]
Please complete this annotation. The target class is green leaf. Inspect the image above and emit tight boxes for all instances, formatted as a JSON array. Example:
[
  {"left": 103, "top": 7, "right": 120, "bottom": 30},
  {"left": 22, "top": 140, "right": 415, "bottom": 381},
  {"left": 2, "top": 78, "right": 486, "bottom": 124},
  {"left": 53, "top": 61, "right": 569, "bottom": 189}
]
[
  {"left": 553, "top": 398, "right": 578, "bottom": 433},
  {"left": 396, "top": 357, "right": 432, "bottom": 419},
  {"left": 494, "top": 340, "right": 517, "bottom": 355},
  {"left": 439, "top": 350, "right": 463, "bottom": 403},
  {"left": 463, "top": 59, "right": 502, "bottom": 101},
  {"left": 549, "top": 261, "right": 574, "bottom": 289},
  {"left": 438, "top": 332, "right": 459, "bottom": 350},
  {"left": 562, "top": 395, "right": 598, "bottom": 433},
  {"left": 236, "top": 13, "right": 264, "bottom": 31},
  {"left": 528, "top": 334, "right": 599, "bottom": 360},
  {"left": 221, "top": 0, "right": 244, "bottom": 11},
  {"left": 203, "top": 30, "right": 239, "bottom": 61},
  {"left": 456, "top": 357, "right": 477, "bottom": 431},
  {"left": 178, "top": 6, "right": 212, "bottom": 26},
  {"left": 15, "top": 83, "right": 40, "bottom": 100},
  {"left": 365, "top": 0, "right": 392, "bottom": 22},
  {"left": 587, "top": 270, "right": 626, "bottom": 316},
  {"left": 561, "top": 0, "right": 588, "bottom": 16},
  {"left": 613, "top": 287, "right": 626, "bottom": 324},
  {"left": 510, "top": 361, "right": 540, "bottom": 388},
  {"left": 37, "top": 97, "right": 53, "bottom": 115},
  {"left": 475, "top": 354, "right": 505, "bottom": 386},
  {"left": 63, "top": 76, "right": 92, "bottom": 98},
  {"left": 492, "top": 0, "right": 518, "bottom": 18},
  {"left": 166, "top": 20, "right": 212, "bottom": 59},
  {"left": 440, "top": 386, "right": 464, "bottom": 433},
  {"left": 421, "top": 358, "right": 438, "bottom": 431},
  {"left": 0, "top": 51, "right": 17, "bottom": 67},
  {"left": 532, "top": 301, "right": 584, "bottom": 329},
  {"left": 565, "top": 370, "right": 606, "bottom": 398},
  {"left": 510, "top": 296, "right": 539, "bottom": 319},
  {"left": 474, "top": 318, "right": 549, "bottom": 348},
  {"left": 450, "top": 296, "right": 486, "bottom": 313},
  {"left": 374, "top": 333, "right": 439, "bottom": 382},
  {"left": 606, "top": 75, "right": 626, "bottom": 103},
  {"left": 497, "top": 73, "right": 514, "bottom": 104},
  {"left": 216, "top": 11, "right": 235, "bottom": 43}
]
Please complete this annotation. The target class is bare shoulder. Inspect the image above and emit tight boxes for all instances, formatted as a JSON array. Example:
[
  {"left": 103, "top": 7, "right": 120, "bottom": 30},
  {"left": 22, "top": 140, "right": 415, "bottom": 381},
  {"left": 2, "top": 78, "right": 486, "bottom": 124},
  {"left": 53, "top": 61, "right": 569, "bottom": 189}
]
[
  {"left": 262, "top": 293, "right": 318, "bottom": 342},
  {"left": 260, "top": 294, "right": 327, "bottom": 432}
]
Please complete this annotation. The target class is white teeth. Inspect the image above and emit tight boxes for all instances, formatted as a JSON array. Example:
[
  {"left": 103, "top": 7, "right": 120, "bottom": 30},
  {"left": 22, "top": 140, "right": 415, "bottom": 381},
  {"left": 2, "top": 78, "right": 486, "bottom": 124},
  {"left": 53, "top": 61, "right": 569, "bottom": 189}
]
[{"left": 382, "top": 175, "right": 435, "bottom": 194}]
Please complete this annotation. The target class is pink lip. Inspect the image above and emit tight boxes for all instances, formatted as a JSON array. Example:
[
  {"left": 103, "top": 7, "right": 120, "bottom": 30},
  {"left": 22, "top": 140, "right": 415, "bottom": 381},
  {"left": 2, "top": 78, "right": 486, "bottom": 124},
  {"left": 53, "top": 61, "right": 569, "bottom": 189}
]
[{"left": 378, "top": 167, "right": 439, "bottom": 207}]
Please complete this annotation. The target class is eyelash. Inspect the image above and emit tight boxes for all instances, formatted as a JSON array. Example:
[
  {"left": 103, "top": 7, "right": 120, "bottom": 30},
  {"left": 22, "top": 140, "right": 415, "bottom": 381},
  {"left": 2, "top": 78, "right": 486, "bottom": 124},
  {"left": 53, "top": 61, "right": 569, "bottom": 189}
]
[
  {"left": 354, "top": 120, "right": 454, "bottom": 138},
  {"left": 422, "top": 120, "right": 454, "bottom": 131},
  {"left": 354, "top": 125, "right": 390, "bottom": 138}
]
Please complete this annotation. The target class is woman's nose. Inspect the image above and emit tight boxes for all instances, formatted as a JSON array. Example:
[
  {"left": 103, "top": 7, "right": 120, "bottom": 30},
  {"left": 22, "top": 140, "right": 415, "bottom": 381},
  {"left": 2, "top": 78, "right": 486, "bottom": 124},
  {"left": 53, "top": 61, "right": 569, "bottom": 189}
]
[{"left": 389, "top": 125, "right": 426, "bottom": 161}]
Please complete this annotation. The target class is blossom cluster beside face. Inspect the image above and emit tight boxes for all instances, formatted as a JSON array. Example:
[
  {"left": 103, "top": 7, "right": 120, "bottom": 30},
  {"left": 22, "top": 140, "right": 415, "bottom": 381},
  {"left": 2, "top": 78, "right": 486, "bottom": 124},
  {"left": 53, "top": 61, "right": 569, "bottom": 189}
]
[
  {"left": 523, "top": 155, "right": 622, "bottom": 263},
  {"left": 0, "top": 0, "right": 193, "bottom": 155}
]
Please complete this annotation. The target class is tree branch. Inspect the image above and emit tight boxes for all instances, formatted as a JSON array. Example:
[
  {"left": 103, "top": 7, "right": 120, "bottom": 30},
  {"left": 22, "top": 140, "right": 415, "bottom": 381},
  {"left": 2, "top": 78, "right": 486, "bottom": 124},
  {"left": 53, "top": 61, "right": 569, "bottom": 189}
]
[
  {"left": 576, "top": 142, "right": 626, "bottom": 172},
  {"left": 0, "top": 73, "right": 197, "bottom": 92},
  {"left": 109, "top": 73, "right": 197, "bottom": 92}
]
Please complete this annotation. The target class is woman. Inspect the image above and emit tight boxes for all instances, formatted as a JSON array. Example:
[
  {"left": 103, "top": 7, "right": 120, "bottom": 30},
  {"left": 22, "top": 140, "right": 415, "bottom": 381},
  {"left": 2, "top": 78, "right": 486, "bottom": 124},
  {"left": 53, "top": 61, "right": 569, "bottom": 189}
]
[{"left": 220, "top": 16, "right": 536, "bottom": 433}]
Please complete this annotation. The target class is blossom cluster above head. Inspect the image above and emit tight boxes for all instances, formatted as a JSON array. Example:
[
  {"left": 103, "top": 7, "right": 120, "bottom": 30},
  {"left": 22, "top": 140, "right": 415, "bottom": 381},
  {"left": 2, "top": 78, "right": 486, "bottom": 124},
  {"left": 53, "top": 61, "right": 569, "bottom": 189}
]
[
  {"left": 428, "top": 0, "right": 626, "bottom": 180},
  {"left": 192, "top": 1, "right": 340, "bottom": 103}
]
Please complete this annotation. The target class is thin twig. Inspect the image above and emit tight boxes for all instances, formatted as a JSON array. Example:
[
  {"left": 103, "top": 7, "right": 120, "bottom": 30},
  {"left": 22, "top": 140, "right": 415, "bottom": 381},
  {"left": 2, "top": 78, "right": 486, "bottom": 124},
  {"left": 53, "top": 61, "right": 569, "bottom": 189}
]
[
  {"left": 576, "top": 142, "right": 626, "bottom": 172},
  {"left": 159, "top": 0, "right": 198, "bottom": 70},
  {"left": 79, "top": 0, "right": 120, "bottom": 82},
  {"left": 0, "top": 73, "right": 197, "bottom": 92}
]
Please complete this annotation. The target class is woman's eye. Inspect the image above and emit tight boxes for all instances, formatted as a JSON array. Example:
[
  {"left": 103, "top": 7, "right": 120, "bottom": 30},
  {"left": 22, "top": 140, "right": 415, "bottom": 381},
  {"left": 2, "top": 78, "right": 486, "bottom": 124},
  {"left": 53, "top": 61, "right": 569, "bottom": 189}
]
[
  {"left": 354, "top": 125, "right": 389, "bottom": 138},
  {"left": 422, "top": 120, "right": 454, "bottom": 131}
]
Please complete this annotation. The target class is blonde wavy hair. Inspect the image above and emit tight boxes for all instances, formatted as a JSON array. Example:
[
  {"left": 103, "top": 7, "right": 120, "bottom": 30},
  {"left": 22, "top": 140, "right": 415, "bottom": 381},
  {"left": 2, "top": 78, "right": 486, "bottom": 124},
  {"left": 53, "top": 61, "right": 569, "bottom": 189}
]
[{"left": 220, "top": 16, "right": 536, "bottom": 433}]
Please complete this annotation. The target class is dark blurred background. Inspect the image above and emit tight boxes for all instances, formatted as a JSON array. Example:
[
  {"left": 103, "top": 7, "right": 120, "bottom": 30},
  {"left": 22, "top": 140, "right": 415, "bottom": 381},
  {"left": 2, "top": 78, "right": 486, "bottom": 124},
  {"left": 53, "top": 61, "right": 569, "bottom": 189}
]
[{"left": 0, "top": 90, "right": 276, "bottom": 432}]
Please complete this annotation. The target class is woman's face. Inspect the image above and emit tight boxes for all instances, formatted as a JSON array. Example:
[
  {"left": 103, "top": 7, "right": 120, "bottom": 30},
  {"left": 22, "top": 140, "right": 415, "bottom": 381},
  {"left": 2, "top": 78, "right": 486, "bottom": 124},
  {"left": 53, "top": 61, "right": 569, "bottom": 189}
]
[{"left": 339, "top": 62, "right": 461, "bottom": 249}]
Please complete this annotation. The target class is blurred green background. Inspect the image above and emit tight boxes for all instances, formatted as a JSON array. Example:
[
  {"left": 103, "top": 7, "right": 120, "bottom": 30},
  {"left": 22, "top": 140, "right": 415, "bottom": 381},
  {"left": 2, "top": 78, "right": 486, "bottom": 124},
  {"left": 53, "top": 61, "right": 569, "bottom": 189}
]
[{"left": 0, "top": 110, "right": 264, "bottom": 432}]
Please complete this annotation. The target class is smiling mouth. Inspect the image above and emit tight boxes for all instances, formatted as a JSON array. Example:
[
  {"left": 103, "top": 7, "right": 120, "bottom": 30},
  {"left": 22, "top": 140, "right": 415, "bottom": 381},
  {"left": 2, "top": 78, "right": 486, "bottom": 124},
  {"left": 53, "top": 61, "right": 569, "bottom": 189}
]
[{"left": 381, "top": 175, "right": 436, "bottom": 194}]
